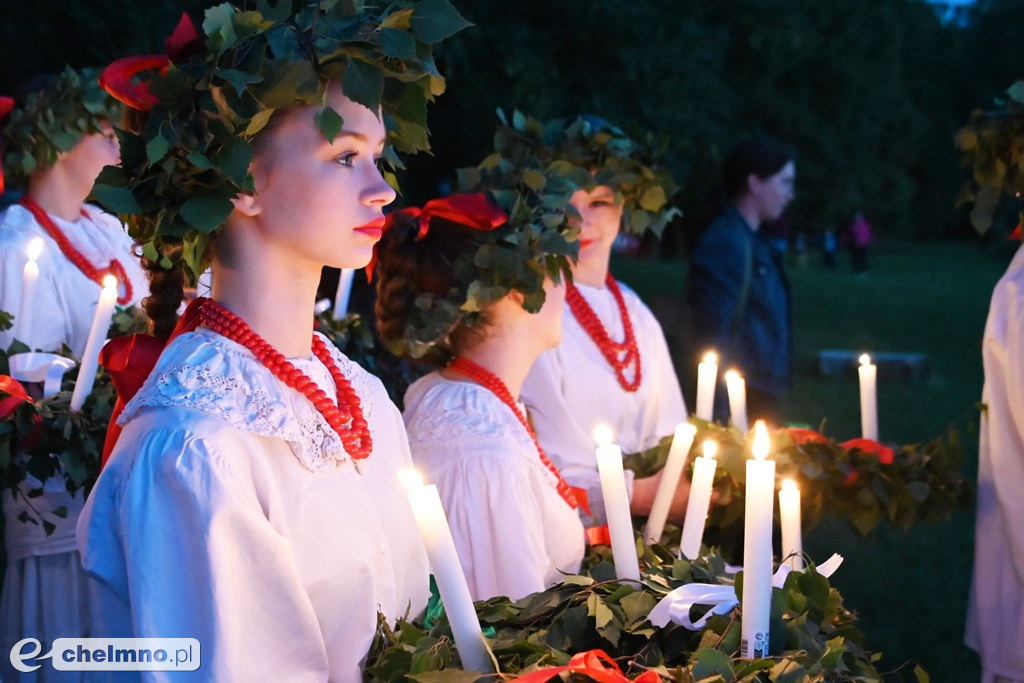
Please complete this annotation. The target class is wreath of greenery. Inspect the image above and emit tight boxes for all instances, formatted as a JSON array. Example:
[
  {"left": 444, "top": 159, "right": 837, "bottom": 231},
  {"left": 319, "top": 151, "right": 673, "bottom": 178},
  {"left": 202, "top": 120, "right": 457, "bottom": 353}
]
[
  {"left": 92, "top": 0, "right": 471, "bottom": 283},
  {"left": 1, "top": 66, "right": 124, "bottom": 190},
  {"left": 623, "top": 420, "right": 972, "bottom": 562},
  {"left": 481, "top": 110, "right": 681, "bottom": 238},
  {"left": 365, "top": 544, "right": 925, "bottom": 682},
  {"left": 956, "top": 80, "right": 1024, "bottom": 234}
]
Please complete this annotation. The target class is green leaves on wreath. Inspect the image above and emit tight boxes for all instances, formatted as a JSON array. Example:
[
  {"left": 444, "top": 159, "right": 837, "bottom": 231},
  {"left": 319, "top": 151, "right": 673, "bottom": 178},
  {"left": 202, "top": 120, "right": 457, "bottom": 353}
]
[
  {"left": 957, "top": 80, "right": 1024, "bottom": 234},
  {"left": 93, "top": 0, "right": 471, "bottom": 283},
  {"left": 364, "top": 548, "right": 891, "bottom": 681}
]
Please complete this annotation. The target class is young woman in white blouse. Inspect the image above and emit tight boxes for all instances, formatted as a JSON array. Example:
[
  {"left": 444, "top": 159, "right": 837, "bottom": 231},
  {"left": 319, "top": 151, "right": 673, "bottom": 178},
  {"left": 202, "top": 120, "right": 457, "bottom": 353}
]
[
  {"left": 374, "top": 192, "right": 586, "bottom": 602},
  {"left": 0, "top": 67, "right": 146, "bottom": 356},
  {"left": 517, "top": 115, "right": 690, "bottom": 527},
  {"left": 75, "top": 3, "right": 466, "bottom": 680}
]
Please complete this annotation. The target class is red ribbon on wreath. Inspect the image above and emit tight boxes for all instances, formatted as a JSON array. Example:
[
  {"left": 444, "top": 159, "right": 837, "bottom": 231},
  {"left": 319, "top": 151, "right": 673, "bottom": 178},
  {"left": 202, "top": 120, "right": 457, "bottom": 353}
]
[
  {"left": 510, "top": 649, "right": 662, "bottom": 683},
  {"left": 100, "top": 13, "right": 201, "bottom": 111},
  {"left": 0, "top": 95, "right": 16, "bottom": 194},
  {"left": 365, "top": 193, "right": 507, "bottom": 281}
]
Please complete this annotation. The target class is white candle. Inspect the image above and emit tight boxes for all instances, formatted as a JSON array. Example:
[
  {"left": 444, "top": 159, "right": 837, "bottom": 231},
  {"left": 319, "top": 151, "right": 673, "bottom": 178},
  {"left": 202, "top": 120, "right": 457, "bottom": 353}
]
[
  {"left": 594, "top": 424, "right": 641, "bottom": 582},
  {"left": 399, "top": 471, "right": 492, "bottom": 673},
  {"left": 741, "top": 420, "right": 775, "bottom": 659},
  {"left": 644, "top": 423, "right": 697, "bottom": 544},
  {"left": 779, "top": 479, "right": 803, "bottom": 570},
  {"left": 695, "top": 351, "right": 718, "bottom": 421},
  {"left": 69, "top": 276, "right": 118, "bottom": 411},
  {"left": 333, "top": 268, "right": 355, "bottom": 318},
  {"left": 679, "top": 439, "right": 719, "bottom": 560},
  {"left": 724, "top": 369, "right": 748, "bottom": 432},
  {"left": 17, "top": 237, "right": 43, "bottom": 345},
  {"left": 858, "top": 354, "right": 879, "bottom": 441}
]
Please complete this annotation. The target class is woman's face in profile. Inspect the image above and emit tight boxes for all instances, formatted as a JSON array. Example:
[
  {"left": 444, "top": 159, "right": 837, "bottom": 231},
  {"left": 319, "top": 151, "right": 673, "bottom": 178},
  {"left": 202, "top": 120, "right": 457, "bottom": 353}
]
[{"left": 751, "top": 161, "right": 796, "bottom": 222}]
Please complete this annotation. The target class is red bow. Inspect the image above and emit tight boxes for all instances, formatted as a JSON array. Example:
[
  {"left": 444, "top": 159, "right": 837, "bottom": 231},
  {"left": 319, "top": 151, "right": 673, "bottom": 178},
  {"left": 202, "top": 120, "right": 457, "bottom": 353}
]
[
  {"left": 841, "top": 437, "right": 894, "bottom": 465},
  {"left": 0, "top": 95, "right": 15, "bottom": 194},
  {"left": 365, "top": 193, "right": 507, "bottom": 282},
  {"left": 780, "top": 427, "right": 828, "bottom": 446},
  {"left": 99, "top": 297, "right": 207, "bottom": 466},
  {"left": 0, "top": 374, "right": 31, "bottom": 420},
  {"left": 100, "top": 14, "right": 200, "bottom": 111},
  {"left": 511, "top": 650, "right": 662, "bottom": 683}
]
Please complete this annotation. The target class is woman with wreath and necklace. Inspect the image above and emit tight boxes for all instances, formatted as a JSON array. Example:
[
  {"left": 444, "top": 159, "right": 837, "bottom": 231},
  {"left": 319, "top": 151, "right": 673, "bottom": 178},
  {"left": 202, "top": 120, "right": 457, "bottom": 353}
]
[
  {"left": 510, "top": 114, "right": 691, "bottom": 527},
  {"left": 0, "top": 67, "right": 145, "bottom": 356},
  {"left": 374, "top": 173, "right": 585, "bottom": 600},
  {"left": 0, "top": 67, "right": 145, "bottom": 683},
  {"left": 75, "top": 2, "right": 467, "bottom": 680}
]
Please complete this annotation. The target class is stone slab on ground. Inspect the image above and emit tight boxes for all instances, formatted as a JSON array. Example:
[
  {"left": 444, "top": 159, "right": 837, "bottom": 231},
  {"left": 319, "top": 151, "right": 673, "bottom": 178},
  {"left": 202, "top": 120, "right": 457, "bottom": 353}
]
[{"left": 818, "top": 350, "right": 930, "bottom": 381}]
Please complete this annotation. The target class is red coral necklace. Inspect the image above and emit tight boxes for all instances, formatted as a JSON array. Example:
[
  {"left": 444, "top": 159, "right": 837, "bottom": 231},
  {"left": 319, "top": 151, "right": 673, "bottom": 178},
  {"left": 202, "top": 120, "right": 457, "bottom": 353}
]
[
  {"left": 199, "top": 299, "right": 372, "bottom": 460},
  {"left": 20, "top": 196, "right": 133, "bottom": 305},
  {"left": 566, "top": 274, "right": 641, "bottom": 392},
  {"left": 448, "top": 356, "right": 578, "bottom": 510}
]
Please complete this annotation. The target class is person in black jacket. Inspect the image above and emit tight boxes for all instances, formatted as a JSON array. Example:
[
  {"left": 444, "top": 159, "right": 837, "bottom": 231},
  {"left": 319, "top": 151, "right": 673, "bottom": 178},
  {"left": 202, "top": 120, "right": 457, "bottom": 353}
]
[{"left": 687, "top": 136, "right": 796, "bottom": 425}]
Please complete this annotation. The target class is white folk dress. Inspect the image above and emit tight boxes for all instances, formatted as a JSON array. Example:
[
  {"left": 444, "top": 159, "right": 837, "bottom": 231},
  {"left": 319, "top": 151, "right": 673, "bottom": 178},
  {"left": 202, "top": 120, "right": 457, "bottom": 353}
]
[
  {"left": 76, "top": 329, "right": 429, "bottom": 682},
  {"left": 966, "top": 245, "right": 1024, "bottom": 683},
  {"left": 404, "top": 373, "right": 585, "bottom": 602},
  {"left": 0, "top": 202, "right": 147, "bottom": 683},
  {"left": 521, "top": 281, "right": 687, "bottom": 523},
  {"left": 0, "top": 202, "right": 147, "bottom": 356}
]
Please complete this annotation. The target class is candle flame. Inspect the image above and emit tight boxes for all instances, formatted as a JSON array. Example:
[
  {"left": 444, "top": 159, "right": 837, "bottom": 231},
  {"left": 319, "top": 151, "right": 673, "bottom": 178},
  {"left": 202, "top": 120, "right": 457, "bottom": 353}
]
[
  {"left": 702, "top": 351, "right": 718, "bottom": 365},
  {"left": 782, "top": 478, "right": 798, "bottom": 492},
  {"left": 593, "top": 423, "right": 614, "bottom": 447},
  {"left": 102, "top": 275, "right": 118, "bottom": 291},
  {"left": 702, "top": 440, "right": 718, "bottom": 460},
  {"left": 397, "top": 469, "right": 424, "bottom": 490},
  {"left": 724, "top": 369, "right": 742, "bottom": 383},
  {"left": 26, "top": 237, "right": 43, "bottom": 261},
  {"left": 752, "top": 420, "right": 770, "bottom": 461},
  {"left": 859, "top": 353, "right": 871, "bottom": 366}
]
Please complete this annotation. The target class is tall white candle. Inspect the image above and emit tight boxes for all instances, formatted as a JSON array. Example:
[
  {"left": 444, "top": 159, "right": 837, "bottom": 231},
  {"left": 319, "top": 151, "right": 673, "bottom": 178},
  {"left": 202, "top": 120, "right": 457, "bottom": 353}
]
[
  {"left": 69, "top": 276, "right": 118, "bottom": 411},
  {"left": 741, "top": 420, "right": 775, "bottom": 659},
  {"left": 17, "top": 237, "right": 44, "bottom": 345},
  {"left": 644, "top": 423, "right": 697, "bottom": 544},
  {"left": 679, "top": 439, "right": 719, "bottom": 560},
  {"left": 333, "top": 268, "right": 355, "bottom": 318},
  {"left": 724, "top": 369, "right": 748, "bottom": 432},
  {"left": 858, "top": 354, "right": 879, "bottom": 441},
  {"left": 779, "top": 479, "right": 803, "bottom": 570},
  {"left": 399, "top": 471, "right": 492, "bottom": 673},
  {"left": 695, "top": 351, "right": 718, "bottom": 421},
  {"left": 594, "top": 424, "right": 641, "bottom": 582}
]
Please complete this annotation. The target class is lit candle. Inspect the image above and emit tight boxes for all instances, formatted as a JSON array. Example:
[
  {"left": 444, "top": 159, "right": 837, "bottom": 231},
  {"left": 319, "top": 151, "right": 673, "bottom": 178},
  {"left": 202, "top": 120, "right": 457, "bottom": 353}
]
[
  {"left": 644, "top": 423, "right": 697, "bottom": 544},
  {"left": 399, "top": 470, "right": 492, "bottom": 673},
  {"left": 724, "top": 369, "right": 748, "bottom": 432},
  {"left": 695, "top": 351, "right": 718, "bottom": 421},
  {"left": 858, "top": 354, "right": 879, "bottom": 441},
  {"left": 333, "top": 268, "right": 355, "bottom": 318},
  {"left": 69, "top": 276, "right": 118, "bottom": 412},
  {"left": 741, "top": 420, "right": 775, "bottom": 659},
  {"left": 17, "top": 237, "right": 44, "bottom": 344},
  {"left": 678, "top": 439, "right": 719, "bottom": 560},
  {"left": 594, "top": 424, "right": 641, "bottom": 582},
  {"left": 779, "top": 479, "right": 803, "bottom": 570}
]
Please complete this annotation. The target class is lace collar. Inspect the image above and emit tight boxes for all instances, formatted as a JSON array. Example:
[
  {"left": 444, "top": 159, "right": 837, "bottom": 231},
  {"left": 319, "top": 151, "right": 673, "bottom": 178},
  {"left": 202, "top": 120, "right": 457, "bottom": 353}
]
[{"left": 119, "top": 328, "right": 376, "bottom": 472}]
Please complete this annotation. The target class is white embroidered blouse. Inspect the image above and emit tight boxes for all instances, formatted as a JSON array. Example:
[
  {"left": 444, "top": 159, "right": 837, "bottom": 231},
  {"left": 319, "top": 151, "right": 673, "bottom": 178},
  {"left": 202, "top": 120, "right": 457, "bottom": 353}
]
[
  {"left": 404, "top": 373, "right": 585, "bottom": 602},
  {"left": 77, "top": 328, "right": 429, "bottom": 682}
]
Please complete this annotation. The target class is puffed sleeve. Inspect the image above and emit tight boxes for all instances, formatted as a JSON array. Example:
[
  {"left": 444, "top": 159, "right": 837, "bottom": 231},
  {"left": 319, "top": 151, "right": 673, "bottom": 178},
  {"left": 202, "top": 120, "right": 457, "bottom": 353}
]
[
  {"left": 627, "top": 289, "right": 688, "bottom": 447},
  {"left": 79, "top": 426, "right": 329, "bottom": 682},
  {"left": 983, "top": 269, "right": 1024, "bottom": 580},
  {"left": 0, "top": 224, "right": 70, "bottom": 353},
  {"left": 427, "top": 447, "right": 567, "bottom": 602}
]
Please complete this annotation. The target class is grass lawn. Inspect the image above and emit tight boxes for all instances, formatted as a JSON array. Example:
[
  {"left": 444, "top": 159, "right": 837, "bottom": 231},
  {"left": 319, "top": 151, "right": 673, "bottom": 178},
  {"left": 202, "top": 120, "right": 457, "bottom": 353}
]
[{"left": 612, "top": 240, "right": 1016, "bottom": 682}]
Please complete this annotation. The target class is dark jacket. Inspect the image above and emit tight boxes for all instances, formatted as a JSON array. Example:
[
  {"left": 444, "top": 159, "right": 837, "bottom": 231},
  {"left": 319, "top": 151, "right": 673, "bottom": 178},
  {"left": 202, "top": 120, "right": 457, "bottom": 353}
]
[{"left": 687, "top": 205, "right": 792, "bottom": 402}]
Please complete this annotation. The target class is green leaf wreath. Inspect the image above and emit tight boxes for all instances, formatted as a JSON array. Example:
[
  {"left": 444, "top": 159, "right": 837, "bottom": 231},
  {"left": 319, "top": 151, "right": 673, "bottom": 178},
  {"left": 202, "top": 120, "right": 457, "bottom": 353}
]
[
  {"left": 365, "top": 545, "right": 908, "bottom": 682},
  {"left": 623, "top": 420, "right": 972, "bottom": 561},
  {"left": 1, "top": 66, "right": 124, "bottom": 189},
  {"left": 93, "top": 0, "right": 471, "bottom": 282}
]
